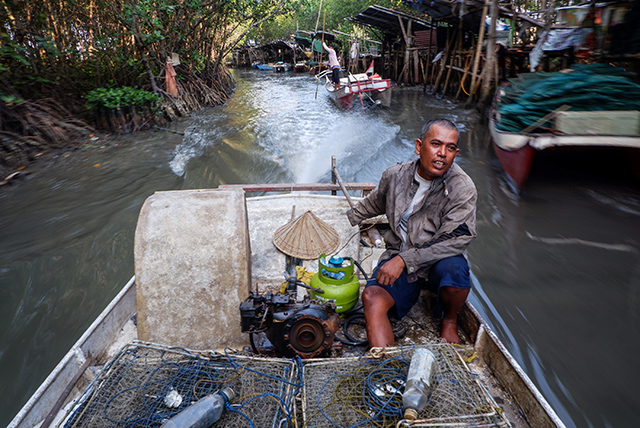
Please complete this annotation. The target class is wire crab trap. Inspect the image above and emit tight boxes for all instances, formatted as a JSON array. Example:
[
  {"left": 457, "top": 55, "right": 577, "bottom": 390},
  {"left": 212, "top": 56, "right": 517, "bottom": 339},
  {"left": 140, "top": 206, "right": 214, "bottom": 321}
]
[
  {"left": 62, "top": 341, "right": 299, "bottom": 428},
  {"left": 301, "top": 344, "right": 510, "bottom": 428}
]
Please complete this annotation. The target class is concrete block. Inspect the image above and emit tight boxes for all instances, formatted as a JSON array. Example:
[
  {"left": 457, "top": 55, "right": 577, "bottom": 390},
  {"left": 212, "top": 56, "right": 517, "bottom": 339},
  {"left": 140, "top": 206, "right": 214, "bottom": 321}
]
[{"left": 134, "top": 189, "right": 251, "bottom": 350}]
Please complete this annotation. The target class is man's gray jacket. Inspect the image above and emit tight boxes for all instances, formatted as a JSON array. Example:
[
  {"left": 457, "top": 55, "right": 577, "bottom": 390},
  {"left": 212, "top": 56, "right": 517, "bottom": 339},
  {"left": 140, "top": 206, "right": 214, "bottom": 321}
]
[{"left": 346, "top": 159, "right": 477, "bottom": 281}]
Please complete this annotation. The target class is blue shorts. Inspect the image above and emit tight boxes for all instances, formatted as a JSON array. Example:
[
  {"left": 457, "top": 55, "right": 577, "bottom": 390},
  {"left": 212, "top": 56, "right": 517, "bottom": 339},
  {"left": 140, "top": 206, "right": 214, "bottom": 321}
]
[
  {"left": 366, "top": 254, "right": 471, "bottom": 319},
  {"left": 331, "top": 67, "right": 340, "bottom": 84}
]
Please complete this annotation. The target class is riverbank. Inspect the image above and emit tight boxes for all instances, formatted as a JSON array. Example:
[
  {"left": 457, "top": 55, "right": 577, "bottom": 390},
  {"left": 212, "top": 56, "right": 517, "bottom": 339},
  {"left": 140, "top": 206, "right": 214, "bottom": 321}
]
[
  {"left": 0, "top": 119, "right": 192, "bottom": 190},
  {"left": 0, "top": 131, "right": 116, "bottom": 188},
  {"left": 1, "top": 70, "right": 235, "bottom": 185}
]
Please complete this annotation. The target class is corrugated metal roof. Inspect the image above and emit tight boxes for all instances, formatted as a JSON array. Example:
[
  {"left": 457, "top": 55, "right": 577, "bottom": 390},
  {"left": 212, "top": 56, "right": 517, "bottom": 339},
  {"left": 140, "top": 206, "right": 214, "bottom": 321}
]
[
  {"left": 404, "top": 0, "right": 544, "bottom": 29},
  {"left": 347, "top": 5, "right": 434, "bottom": 36}
]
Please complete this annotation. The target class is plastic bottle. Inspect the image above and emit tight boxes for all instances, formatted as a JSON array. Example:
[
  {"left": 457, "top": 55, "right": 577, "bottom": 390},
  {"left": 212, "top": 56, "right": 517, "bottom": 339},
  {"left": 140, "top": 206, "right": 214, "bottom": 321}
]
[
  {"left": 367, "top": 228, "right": 384, "bottom": 248},
  {"left": 402, "top": 348, "right": 436, "bottom": 420},
  {"left": 161, "top": 387, "right": 235, "bottom": 428}
]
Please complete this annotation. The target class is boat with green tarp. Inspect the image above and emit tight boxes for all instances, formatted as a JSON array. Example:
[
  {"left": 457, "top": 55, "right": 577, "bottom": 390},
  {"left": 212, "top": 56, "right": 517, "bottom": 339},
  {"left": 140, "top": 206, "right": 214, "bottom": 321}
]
[{"left": 490, "top": 63, "right": 640, "bottom": 191}]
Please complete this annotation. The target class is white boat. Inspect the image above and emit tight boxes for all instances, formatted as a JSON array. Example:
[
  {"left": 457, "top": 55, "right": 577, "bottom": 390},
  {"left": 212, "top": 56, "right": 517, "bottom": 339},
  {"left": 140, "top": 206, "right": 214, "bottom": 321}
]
[
  {"left": 316, "top": 70, "right": 392, "bottom": 111},
  {"left": 273, "top": 61, "right": 291, "bottom": 72},
  {"left": 9, "top": 168, "right": 566, "bottom": 428}
]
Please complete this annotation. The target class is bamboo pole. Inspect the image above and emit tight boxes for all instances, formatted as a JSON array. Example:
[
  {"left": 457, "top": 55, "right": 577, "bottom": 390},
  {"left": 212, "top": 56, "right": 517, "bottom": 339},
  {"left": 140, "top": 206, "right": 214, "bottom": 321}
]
[
  {"left": 427, "top": 32, "right": 437, "bottom": 90},
  {"left": 397, "top": 15, "right": 410, "bottom": 84},
  {"left": 331, "top": 157, "right": 383, "bottom": 249},
  {"left": 433, "top": 26, "right": 452, "bottom": 94},
  {"left": 406, "top": 19, "right": 413, "bottom": 84},
  {"left": 394, "top": 52, "right": 399, "bottom": 81},
  {"left": 313, "top": 0, "right": 324, "bottom": 63},
  {"left": 442, "top": 24, "right": 462, "bottom": 96},
  {"left": 423, "top": 46, "right": 431, "bottom": 90},
  {"left": 480, "top": 0, "right": 498, "bottom": 105},
  {"left": 314, "top": 11, "right": 326, "bottom": 100},
  {"left": 465, "top": 0, "right": 490, "bottom": 107}
]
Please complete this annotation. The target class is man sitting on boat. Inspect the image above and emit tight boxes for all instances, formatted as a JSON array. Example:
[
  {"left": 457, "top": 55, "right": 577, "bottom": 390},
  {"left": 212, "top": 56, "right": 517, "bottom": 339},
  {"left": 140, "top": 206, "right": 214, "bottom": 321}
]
[
  {"left": 346, "top": 119, "right": 477, "bottom": 345},
  {"left": 323, "top": 41, "right": 341, "bottom": 91}
]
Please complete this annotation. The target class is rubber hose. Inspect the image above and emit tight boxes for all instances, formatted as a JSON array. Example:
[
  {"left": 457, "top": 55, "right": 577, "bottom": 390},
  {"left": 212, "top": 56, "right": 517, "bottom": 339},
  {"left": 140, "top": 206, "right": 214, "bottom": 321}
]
[
  {"left": 249, "top": 332, "right": 260, "bottom": 354},
  {"left": 341, "top": 313, "right": 368, "bottom": 346},
  {"left": 352, "top": 259, "right": 369, "bottom": 281}
]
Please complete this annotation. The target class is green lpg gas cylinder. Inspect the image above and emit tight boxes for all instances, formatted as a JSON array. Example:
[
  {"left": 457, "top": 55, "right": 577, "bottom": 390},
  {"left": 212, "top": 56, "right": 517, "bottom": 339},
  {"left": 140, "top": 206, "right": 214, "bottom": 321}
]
[{"left": 309, "top": 254, "right": 360, "bottom": 314}]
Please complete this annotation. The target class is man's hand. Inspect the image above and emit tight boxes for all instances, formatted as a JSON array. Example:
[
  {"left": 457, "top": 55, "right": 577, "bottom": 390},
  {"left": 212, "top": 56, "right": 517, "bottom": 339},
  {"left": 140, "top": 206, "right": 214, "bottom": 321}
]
[{"left": 375, "top": 256, "right": 406, "bottom": 286}]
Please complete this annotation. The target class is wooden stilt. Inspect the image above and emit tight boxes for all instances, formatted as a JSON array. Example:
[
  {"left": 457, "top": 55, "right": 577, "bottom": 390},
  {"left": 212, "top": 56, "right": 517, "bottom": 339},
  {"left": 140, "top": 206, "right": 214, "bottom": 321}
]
[
  {"left": 442, "top": 25, "right": 461, "bottom": 96},
  {"left": 406, "top": 19, "right": 413, "bottom": 84},
  {"left": 394, "top": 52, "right": 399, "bottom": 81},
  {"left": 465, "top": 0, "right": 489, "bottom": 107},
  {"left": 397, "top": 15, "right": 412, "bottom": 84},
  {"left": 480, "top": 0, "right": 499, "bottom": 106},
  {"left": 428, "top": 45, "right": 437, "bottom": 90},
  {"left": 423, "top": 48, "right": 431, "bottom": 91},
  {"left": 433, "top": 26, "right": 452, "bottom": 94}
]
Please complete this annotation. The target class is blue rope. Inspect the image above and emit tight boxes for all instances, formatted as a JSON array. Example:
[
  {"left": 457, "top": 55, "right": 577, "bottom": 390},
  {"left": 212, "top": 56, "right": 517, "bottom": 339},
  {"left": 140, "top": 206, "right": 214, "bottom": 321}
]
[
  {"left": 315, "top": 356, "right": 410, "bottom": 428},
  {"left": 66, "top": 347, "right": 299, "bottom": 428},
  {"left": 223, "top": 348, "right": 303, "bottom": 388},
  {"left": 318, "top": 373, "right": 370, "bottom": 428}
]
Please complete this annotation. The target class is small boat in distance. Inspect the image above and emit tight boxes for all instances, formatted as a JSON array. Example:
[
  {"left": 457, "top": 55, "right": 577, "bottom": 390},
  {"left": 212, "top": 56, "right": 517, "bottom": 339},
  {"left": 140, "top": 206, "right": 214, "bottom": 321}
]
[
  {"left": 274, "top": 61, "right": 291, "bottom": 72},
  {"left": 294, "top": 62, "right": 309, "bottom": 72},
  {"left": 316, "top": 69, "right": 392, "bottom": 111},
  {"left": 255, "top": 62, "right": 274, "bottom": 71}
]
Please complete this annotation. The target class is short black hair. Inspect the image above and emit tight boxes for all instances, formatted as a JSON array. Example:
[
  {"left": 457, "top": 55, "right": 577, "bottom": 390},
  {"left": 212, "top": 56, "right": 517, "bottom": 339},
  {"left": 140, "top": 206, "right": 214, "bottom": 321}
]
[{"left": 420, "top": 118, "right": 459, "bottom": 141}]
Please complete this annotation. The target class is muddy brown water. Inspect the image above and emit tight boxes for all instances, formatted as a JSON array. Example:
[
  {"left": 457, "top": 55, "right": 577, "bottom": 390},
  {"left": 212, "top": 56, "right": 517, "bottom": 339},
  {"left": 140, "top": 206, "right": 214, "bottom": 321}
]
[{"left": 1, "top": 68, "right": 639, "bottom": 427}]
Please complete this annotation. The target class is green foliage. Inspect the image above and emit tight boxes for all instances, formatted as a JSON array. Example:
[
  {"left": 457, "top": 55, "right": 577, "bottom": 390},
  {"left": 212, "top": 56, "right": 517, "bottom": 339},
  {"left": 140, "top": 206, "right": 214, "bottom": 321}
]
[
  {"left": 244, "top": 0, "right": 412, "bottom": 44},
  {"left": 0, "top": 93, "right": 24, "bottom": 105},
  {"left": 1, "top": 0, "right": 294, "bottom": 103},
  {"left": 85, "top": 87, "right": 161, "bottom": 110},
  {"left": 0, "top": 32, "right": 29, "bottom": 72}
]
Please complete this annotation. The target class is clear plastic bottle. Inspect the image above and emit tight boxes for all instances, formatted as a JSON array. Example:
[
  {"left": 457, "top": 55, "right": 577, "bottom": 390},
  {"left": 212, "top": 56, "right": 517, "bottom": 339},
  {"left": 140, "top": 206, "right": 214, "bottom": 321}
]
[
  {"left": 402, "top": 348, "right": 436, "bottom": 420},
  {"left": 161, "top": 387, "right": 235, "bottom": 428}
]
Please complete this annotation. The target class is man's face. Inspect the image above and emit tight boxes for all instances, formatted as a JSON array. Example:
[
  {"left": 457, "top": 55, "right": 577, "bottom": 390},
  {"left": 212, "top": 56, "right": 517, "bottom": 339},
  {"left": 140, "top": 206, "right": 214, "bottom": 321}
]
[{"left": 414, "top": 124, "right": 460, "bottom": 180}]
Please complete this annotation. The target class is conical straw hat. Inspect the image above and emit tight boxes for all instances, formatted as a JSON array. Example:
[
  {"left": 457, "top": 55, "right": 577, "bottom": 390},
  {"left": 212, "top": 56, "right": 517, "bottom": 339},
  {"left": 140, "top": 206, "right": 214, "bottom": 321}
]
[{"left": 273, "top": 210, "right": 340, "bottom": 259}]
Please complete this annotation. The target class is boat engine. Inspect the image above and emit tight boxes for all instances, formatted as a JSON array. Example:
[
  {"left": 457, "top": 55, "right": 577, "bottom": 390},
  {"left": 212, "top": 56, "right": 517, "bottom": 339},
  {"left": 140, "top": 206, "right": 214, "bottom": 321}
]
[{"left": 239, "top": 291, "right": 340, "bottom": 359}]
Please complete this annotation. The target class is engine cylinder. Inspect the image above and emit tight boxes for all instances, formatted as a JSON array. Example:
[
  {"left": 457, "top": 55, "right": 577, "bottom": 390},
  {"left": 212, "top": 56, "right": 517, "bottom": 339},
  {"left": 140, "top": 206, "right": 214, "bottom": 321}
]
[{"left": 269, "top": 304, "right": 339, "bottom": 358}]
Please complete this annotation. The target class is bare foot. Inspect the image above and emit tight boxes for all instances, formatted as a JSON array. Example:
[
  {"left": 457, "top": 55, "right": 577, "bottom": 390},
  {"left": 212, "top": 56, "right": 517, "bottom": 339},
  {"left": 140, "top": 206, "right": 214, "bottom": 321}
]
[{"left": 440, "top": 319, "right": 460, "bottom": 344}]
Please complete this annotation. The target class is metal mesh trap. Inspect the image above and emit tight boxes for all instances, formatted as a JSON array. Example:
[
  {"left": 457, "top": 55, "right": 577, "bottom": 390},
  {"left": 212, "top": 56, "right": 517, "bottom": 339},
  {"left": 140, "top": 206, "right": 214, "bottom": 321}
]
[
  {"left": 63, "top": 342, "right": 298, "bottom": 428},
  {"left": 301, "top": 344, "right": 510, "bottom": 428}
]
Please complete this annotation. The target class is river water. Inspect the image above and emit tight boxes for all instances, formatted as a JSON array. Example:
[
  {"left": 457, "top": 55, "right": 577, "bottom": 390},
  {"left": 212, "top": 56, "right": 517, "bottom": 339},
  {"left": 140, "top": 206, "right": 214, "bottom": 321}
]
[{"left": 1, "top": 68, "right": 639, "bottom": 428}]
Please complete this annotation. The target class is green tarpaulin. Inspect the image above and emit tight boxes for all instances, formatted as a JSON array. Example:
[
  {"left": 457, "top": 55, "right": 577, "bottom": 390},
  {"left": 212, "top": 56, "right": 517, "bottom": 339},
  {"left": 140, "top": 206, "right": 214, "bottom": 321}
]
[{"left": 496, "top": 64, "right": 640, "bottom": 133}]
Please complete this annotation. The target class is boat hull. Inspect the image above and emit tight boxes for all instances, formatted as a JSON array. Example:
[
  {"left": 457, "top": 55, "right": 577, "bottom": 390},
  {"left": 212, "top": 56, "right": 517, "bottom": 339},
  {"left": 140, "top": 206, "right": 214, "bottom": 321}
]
[
  {"left": 327, "top": 83, "right": 392, "bottom": 111},
  {"left": 273, "top": 62, "right": 291, "bottom": 72},
  {"left": 319, "top": 71, "right": 392, "bottom": 111},
  {"left": 490, "top": 90, "right": 640, "bottom": 192},
  {"left": 330, "top": 88, "right": 354, "bottom": 109},
  {"left": 10, "top": 190, "right": 566, "bottom": 428},
  {"left": 490, "top": 128, "right": 537, "bottom": 191}
]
